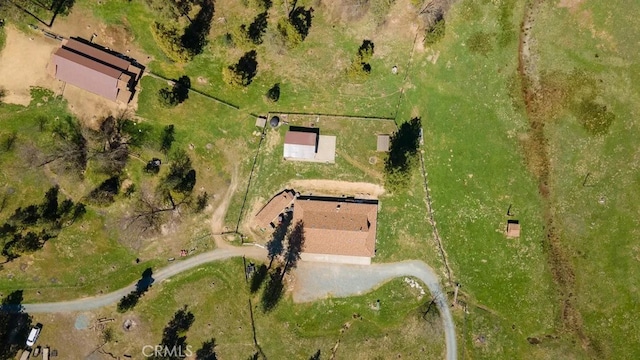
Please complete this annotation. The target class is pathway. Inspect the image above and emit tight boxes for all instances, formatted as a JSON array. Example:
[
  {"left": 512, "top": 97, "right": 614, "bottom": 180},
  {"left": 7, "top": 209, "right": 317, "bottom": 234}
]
[
  {"left": 293, "top": 260, "right": 457, "bottom": 360},
  {"left": 21, "top": 255, "right": 456, "bottom": 360}
]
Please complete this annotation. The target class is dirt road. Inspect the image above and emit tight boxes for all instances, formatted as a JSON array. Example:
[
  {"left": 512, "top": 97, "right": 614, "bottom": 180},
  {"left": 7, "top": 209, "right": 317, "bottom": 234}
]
[
  {"left": 22, "top": 248, "right": 241, "bottom": 313},
  {"left": 22, "top": 254, "right": 455, "bottom": 360}
]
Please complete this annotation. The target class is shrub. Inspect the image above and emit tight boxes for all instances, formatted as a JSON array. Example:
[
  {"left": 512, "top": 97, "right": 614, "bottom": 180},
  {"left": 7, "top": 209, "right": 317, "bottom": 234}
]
[
  {"left": 575, "top": 100, "right": 615, "bottom": 135},
  {"left": 467, "top": 32, "right": 493, "bottom": 56},
  {"left": 266, "top": 83, "right": 280, "bottom": 102},
  {"left": 158, "top": 87, "right": 179, "bottom": 107},
  {"left": 370, "top": 0, "right": 396, "bottom": 25},
  {"left": 223, "top": 50, "right": 258, "bottom": 87},
  {"left": 347, "top": 40, "right": 375, "bottom": 79},
  {"left": 152, "top": 22, "right": 190, "bottom": 62},
  {"left": 195, "top": 192, "right": 208, "bottom": 212},
  {"left": 277, "top": 18, "right": 303, "bottom": 48},
  {"left": 424, "top": 18, "right": 445, "bottom": 46}
]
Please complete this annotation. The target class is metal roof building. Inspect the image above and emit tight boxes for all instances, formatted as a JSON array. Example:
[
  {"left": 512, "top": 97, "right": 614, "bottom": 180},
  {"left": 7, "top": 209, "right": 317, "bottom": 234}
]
[
  {"left": 283, "top": 130, "right": 318, "bottom": 160},
  {"left": 51, "top": 38, "right": 142, "bottom": 103}
]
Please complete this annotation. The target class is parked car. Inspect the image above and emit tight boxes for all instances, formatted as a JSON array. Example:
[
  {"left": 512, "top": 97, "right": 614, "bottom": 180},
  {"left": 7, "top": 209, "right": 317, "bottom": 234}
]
[{"left": 26, "top": 323, "right": 42, "bottom": 347}]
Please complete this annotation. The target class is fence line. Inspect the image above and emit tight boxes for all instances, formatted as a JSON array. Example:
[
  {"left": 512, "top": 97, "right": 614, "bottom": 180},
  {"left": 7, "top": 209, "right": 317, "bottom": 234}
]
[{"left": 145, "top": 72, "right": 240, "bottom": 110}]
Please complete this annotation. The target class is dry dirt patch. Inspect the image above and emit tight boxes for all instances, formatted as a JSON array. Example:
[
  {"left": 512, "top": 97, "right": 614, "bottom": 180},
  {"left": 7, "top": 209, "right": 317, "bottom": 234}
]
[
  {"left": 50, "top": 7, "right": 152, "bottom": 65},
  {"left": 0, "top": 25, "right": 138, "bottom": 123},
  {"left": 0, "top": 26, "right": 61, "bottom": 106},
  {"left": 287, "top": 179, "right": 385, "bottom": 198},
  {"left": 557, "top": 0, "right": 585, "bottom": 12}
]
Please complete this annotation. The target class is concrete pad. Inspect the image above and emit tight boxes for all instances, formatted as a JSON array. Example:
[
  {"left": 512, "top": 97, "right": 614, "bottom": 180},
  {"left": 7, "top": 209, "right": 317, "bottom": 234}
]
[{"left": 315, "top": 135, "right": 336, "bottom": 163}]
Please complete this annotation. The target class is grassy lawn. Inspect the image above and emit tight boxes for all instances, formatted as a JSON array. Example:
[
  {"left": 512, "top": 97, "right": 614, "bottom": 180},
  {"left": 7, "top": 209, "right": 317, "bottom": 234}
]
[
  {"left": 0, "top": 77, "right": 258, "bottom": 302},
  {"left": 531, "top": 1, "right": 640, "bottom": 357},
  {"left": 0, "top": 90, "right": 162, "bottom": 302},
  {"left": 393, "top": 1, "right": 572, "bottom": 358},
  {"left": 3, "top": 0, "right": 637, "bottom": 357},
  {"left": 77, "top": 0, "right": 414, "bottom": 117},
  {"left": 95, "top": 258, "right": 444, "bottom": 359},
  {"left": 238, "top": 115, "right": 396, "bottom": 207}
]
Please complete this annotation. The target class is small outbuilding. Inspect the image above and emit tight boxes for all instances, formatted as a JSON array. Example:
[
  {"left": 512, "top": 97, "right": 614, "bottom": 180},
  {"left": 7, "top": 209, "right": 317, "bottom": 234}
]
[
  {"left": 255, "top": 117, "right": 267, "bottom": 128},
  {"left": 283, "top": 126, "right": 336, "bottom": 163},
  {"left": 506, "top": 220, "right": 520, "bottom": 238},
  {"left": 377, "top": 134, "right": 390, "bottom": 152},
  {"left": 284, "top": 129, "right": 318, "bottom": 160}
]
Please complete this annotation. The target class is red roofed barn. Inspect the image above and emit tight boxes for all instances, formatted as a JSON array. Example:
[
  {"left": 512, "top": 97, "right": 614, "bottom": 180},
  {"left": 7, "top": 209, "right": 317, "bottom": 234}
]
[{"left": 50, "top": 38, "right": 142, "bottom": 103}]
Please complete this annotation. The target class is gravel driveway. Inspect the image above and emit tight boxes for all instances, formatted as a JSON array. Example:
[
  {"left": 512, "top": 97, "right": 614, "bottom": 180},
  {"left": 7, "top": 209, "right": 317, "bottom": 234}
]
[
  {"left": 22, "top": 249, "right": 242, "bottom": 313},
  {"left": 21, "top": 251, "right": 456, "bottom": 360},
  {"left": 293, "top": 260, "right": 457, "bottom": 360}
]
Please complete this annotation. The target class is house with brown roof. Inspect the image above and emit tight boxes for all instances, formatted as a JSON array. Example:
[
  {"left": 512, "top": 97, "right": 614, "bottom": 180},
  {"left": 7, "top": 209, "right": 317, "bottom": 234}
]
[
  {"left": 293, "top": 196, "right": 378, "bottom": 265},
  {"left": 254, "top": 190, "right": 296, "bottom": 229},
  {"left": 50, "top": 38, "right": 142, "bottom": 103}
]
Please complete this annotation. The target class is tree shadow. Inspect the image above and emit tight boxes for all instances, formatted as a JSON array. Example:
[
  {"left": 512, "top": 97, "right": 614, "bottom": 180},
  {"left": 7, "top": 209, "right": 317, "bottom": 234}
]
[
  {"left": 117, "top": 268, "right": 154, "bottom": 312},
  {"left": 266, "top": 211, "right": 292, "bottom": 268},
  {"left": 135, "top": 267, "right": 155, "bottom": 293},
  {"left": 384, "top": 117, "right": 422, "bottom": 190},
  {"left": 266, "top": 83, "right": 280, "bottom": 102},
  {"left": 236, "top": 50, "right": 258, "bottom": 86},
  {"left": 174, "top": 75, "right": 191, "bottom": 103},
  {"left": 181, "top": 0, "right": 215, "bottom": 57},
  {"left": 261, "top": 267, "right": 284, "bottom": 312},
  {"left": 10, "top": 0, "right": 76, "bottom": 27},
  {"left": 47, "top": 0, "right": 75, "bottom": 27},
  {"left": 249, "top": 264, "right": 268, "bottom": 293},
  {"left": 0, "top": 290, "right": 33, "bottom": 359},
  {"left": 196, "top": 338, "right": 217, "bottom": 360},
  {"left": 283, "top": 220, "right": 305, "bottom": 274},
  {"left": 288, "top": 1, "right": 314, "bottom": 41},
  {"left": 158, "top": 305, "right": 195, "bottom": 358}
]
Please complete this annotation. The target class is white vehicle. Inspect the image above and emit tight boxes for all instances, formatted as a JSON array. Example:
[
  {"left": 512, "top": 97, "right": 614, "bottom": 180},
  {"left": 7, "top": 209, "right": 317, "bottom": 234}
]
[{"left": 26, "top": 325, "right": 41, "bottom": 347}]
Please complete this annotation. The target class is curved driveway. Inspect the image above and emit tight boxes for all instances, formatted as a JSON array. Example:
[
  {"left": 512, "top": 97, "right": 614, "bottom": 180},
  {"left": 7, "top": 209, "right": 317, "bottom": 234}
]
[
  {"left": 293, "top": 260, "right": 457, "bottom": 360},
  {"left": 23, "top": 248, "right": 240, "bottom": 313},
  {"left": 22, "top": 251, "right": 456, "bottom": 360}
]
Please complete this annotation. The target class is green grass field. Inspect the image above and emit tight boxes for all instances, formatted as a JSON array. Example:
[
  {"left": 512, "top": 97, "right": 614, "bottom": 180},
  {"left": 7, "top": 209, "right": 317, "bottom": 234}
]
[
  {"left": 1, "top": 0, "right": 638, "bottom": 357},
  {"left": 530, "top": 1, "right": 640, "bottom": 357},
  {"left": 97, "top": 258, "right": 444, "bottom": 359}
]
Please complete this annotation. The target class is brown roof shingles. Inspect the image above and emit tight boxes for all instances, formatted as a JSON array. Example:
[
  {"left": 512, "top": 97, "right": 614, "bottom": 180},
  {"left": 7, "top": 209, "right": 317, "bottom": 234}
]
[
  {"left": 284, "top": 131, "right": 317, "bottom": 146},
  {"left": 294, "top": 198, "right": 377, "bottom": 258},
  {"left": 254, "top": 190, "right": 295, "bottom": 228}
]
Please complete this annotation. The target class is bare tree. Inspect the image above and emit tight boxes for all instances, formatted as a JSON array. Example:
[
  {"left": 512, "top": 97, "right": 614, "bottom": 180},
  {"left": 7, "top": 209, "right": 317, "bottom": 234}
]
[{"left": 39, "top": 116, "right": 87, "bottom": 175}]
